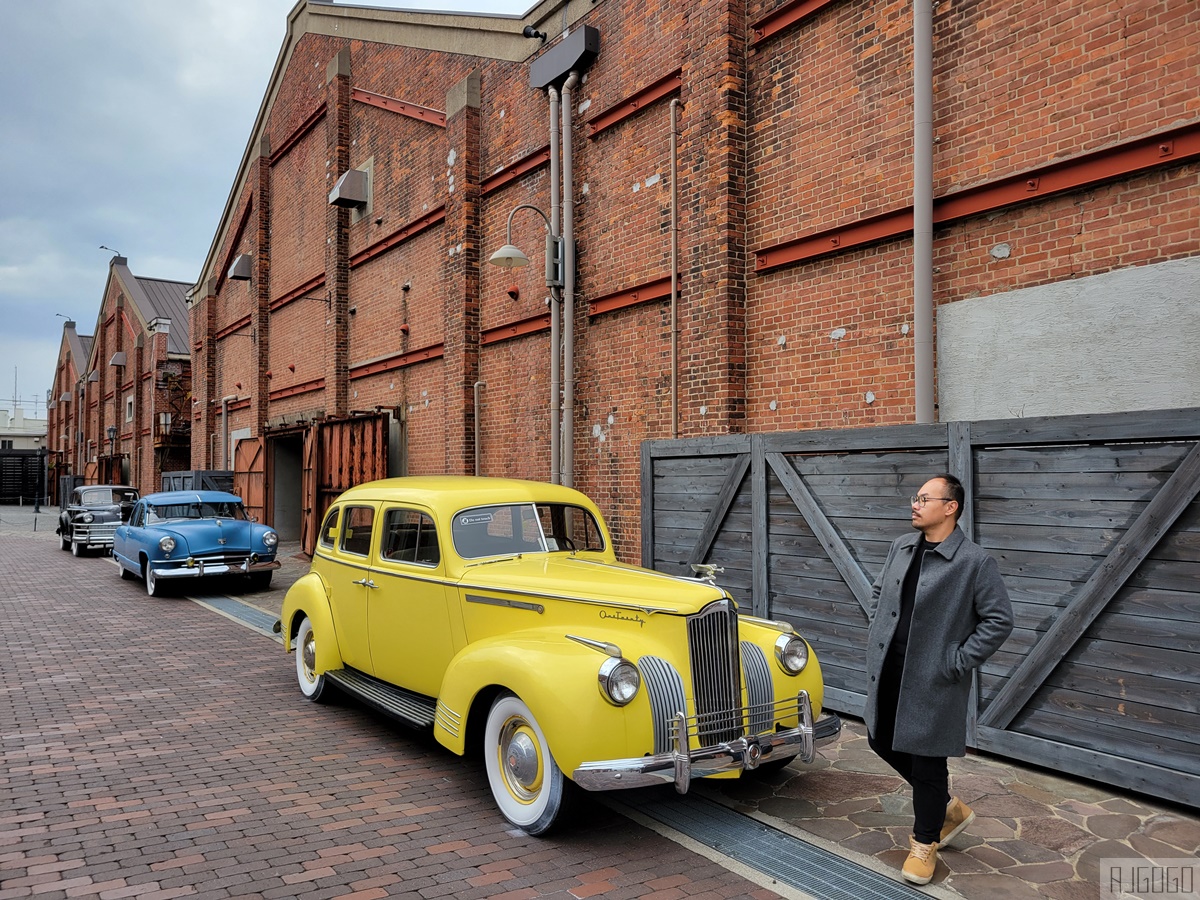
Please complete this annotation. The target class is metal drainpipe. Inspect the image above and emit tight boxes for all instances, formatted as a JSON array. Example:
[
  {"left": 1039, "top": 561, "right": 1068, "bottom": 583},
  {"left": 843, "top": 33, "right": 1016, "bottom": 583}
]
[
  {"left": 913, "top": 0, "right": 935, "bottom": 423},
  {"left": 473, "top": 381, "right": 485, "bottom": 476},
  {"left": 561, "top": 70, "right": 580, "bottom": 489},
  {"left": 670, "top": 98, "right": 681, "bottom": 439},
  {"left": 221, "top": 395, "right": 234, "bottom": 469},
  {"left": 548, "top": 86, "right": 563, "bottom": 485}
]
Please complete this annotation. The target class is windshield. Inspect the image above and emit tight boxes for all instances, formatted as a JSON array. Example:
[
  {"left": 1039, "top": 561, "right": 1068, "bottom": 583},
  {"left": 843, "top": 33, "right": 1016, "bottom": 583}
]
[
  {"left": 147, "top": 501, "right": 247, "bottom": 524},
  {"left": 452, "top": 502, "right": 605, "bottom": 559},
  {"left": 79, "top": 489, "right": 135, "bottom": 506}
]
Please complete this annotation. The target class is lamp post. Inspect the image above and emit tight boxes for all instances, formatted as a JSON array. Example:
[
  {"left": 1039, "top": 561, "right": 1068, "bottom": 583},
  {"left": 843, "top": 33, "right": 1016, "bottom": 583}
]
[
  {"left": 488, "top": 204, "right": 565, "bottom": 483},
  {"left": 107, "top": 424, "right": 117, "bottom": 481}
]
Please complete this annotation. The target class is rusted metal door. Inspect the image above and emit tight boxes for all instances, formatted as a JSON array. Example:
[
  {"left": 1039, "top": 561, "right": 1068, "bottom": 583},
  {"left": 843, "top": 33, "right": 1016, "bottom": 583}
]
[
  {"left": 300, "top": 428, "right": 319, "bottom": 555},
  {"left": 300, "top": 413, "right": 390, "bottom": 556},
  {"left": 233, "top": 437, "right": 266, "bottom": 523}
]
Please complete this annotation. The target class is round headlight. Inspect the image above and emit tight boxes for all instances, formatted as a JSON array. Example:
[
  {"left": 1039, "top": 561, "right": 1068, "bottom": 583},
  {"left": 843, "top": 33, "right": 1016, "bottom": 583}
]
[
  {"left": 159, "top": 536, "right": 176, "bottom": 554},
  {"left": 598, "top": 657, "right": 640, "bottom": 706},
  {"left": 81, "top": 512, "right": 94, "bottom": 524},
  {"left": 263, "top": 531, "right": 279, "bottom": 548},
  {"left": 775, "top": 634, "right": 809, "bottom": 675}
]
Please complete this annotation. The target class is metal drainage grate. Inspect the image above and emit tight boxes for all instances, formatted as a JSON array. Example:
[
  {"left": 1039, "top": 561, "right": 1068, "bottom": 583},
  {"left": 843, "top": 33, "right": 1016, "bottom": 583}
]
[
  {"left": 618, "top": 788, "right": 930, "bottom": 900},
  {"left": 188, "top": 594, "right": 282, "bottom": 641}
]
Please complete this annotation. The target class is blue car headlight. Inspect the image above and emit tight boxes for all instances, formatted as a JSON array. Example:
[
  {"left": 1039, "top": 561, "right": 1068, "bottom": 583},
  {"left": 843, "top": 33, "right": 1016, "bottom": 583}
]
[
  {"left": 262, "top": 531, "right": 278, "bottom": 548},
  {"left": 159, "top": 536, "right": 176, "bottom": 554},
  {"left": 81, "top": 512, "right": 94, "bottom": 524}
]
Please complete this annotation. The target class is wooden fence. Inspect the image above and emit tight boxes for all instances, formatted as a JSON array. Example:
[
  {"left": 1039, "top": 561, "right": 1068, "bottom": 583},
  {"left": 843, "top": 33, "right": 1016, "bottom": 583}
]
[{"left": 640, "top": 407, "right": 1200, "bottom": 808}]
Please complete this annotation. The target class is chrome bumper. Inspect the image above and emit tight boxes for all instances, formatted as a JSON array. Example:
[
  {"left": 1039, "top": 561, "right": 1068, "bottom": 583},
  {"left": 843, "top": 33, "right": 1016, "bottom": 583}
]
[
  {"left": 73, "top": 524, "right": 118, "bottom": 547},
  {"left": 572, "top": 690, "right": 841, "bottom": 793},
  {"left": 151, "top": 557, "right": 281, "bottom": 579}
]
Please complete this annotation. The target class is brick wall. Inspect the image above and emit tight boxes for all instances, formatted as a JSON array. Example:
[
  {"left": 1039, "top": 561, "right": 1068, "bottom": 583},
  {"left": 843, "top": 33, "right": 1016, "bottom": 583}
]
[{"left": 183, "top": 0, "right": 1199, "bottom": 561}]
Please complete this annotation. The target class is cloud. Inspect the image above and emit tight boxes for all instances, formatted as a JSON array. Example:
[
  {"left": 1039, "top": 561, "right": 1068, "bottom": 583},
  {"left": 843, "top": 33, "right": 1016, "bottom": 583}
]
[{"left": 0, "top": 0, "right": 525, "bottom": 415}]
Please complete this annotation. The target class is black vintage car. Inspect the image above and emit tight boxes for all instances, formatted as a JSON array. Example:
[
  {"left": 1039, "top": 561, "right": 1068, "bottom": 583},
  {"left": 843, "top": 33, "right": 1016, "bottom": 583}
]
[{"left": 57, "top": 485, "right": 140, "bottom": 556}]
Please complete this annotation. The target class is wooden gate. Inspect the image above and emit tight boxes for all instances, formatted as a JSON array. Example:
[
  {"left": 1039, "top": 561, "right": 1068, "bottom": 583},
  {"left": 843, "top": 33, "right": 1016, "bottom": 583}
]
[
  {"left": 233, "top": 438, "right": 266, "bottom": 523},
  {"left": 642, "top": 407, "right": 1200, "bottom": 807},
  {"left": 300, "top": 414, "right": 389, "bottom": 556}
]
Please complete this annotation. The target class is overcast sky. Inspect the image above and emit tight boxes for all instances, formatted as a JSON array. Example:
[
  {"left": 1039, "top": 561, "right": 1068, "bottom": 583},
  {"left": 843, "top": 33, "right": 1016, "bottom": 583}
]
[{"left": 0, "top": 0, "right": 526, "bottom": 418}]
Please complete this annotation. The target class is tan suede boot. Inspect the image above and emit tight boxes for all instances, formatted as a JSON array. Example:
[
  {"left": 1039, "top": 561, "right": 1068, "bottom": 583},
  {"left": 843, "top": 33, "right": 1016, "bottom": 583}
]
[
  {"left": 902, "top": 835, "right": 938, "bottom": 885},
  {"left": 940, "top": 796, "right": 976, "bottom": 847}
]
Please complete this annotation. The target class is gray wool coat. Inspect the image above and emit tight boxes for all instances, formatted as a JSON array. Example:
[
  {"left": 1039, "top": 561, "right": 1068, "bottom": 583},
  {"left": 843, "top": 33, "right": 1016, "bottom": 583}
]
[{"left": 864, "top": 526, "right": 1014, "bottom": 758}]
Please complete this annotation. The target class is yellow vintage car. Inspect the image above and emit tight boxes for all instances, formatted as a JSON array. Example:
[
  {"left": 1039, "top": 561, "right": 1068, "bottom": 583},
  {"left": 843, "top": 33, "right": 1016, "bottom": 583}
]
[{"left": 277, "top": 476, "right": 839, "bottom": 834}]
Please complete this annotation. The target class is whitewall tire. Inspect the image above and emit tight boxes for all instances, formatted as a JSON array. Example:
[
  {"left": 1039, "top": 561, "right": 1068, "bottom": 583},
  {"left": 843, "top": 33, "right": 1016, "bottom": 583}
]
[{"left": 483, "top": 692, "right": 572, "bottom": 835}]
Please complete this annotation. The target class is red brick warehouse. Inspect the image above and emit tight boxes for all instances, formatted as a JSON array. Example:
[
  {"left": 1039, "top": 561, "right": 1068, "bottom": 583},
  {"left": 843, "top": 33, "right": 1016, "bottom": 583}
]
[{"left": 187, "top": 0, "right": 1200, "bottom": 557}]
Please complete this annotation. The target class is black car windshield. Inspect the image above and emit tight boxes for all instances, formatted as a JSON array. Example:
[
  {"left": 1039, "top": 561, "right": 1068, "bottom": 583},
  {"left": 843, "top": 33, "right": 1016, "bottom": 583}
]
[
  {"left": 147, "top": 501, "right": 248, "bottom": 523},
  {"left": 452, "top": 502, "right": 605, "bottom": 559},
  {"left": 80, "top": 489, "right": 133, "bottom": 506}
]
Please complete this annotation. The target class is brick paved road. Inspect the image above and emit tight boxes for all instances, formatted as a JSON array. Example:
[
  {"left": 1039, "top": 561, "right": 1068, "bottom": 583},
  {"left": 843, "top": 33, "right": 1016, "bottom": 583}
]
[{"left": 0, "top": 524, "right": 786, "bottom": 900}]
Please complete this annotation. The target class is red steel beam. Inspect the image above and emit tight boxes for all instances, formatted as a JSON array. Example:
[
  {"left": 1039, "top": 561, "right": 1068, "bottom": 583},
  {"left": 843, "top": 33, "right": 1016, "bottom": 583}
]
[
  {"left": 481, "top": 313, "right": 551, "bottom": 346},
  {"left": 269, "top": 378, "right": 326, "bottom": 402},
  {"left": 352, "top": 88, "right": 446, "bottom": 128},
  {"left": 481, "top": 146, "right": 551, "bottom": 196},
  {"left": 588, "top": 276, "right": 673, "bottom": 316},
  {"left": 270, "top": 274, "right": 326, "bottom": 312},
  {"left": 588, "top": 71, "right": 682, "bottom": 140},
  {"left": 751, "top": 0, "right": 839, "bottom": 46},
  {"left": 215, "top": 315, "right": 252, "bottom": 341},
  {"left": 350, "top": 207, "right": 446, "bottom": 269},
  {"left": 349, "top": 343, "right": 445, "bottom": 380},
  {"left": 269, "top": 105, "right": 326, "bottom": 165},
  {"left": 754, "top": 122, "right": 1200, "bottom": 273}
]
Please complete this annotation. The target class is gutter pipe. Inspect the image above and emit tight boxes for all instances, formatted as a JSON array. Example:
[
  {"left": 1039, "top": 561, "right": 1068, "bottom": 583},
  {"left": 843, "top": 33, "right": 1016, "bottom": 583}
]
[
  {"left": 561, "top": 70, "right": 580, "bottom": 488},
  {"left": 913, "top": 0, "right": 935, "bottom": 422},
  {"left": 670, "top": 98, "right": 681, "bottom": 439},
  {"left": 548, "top": 86, "right": 563, "bottom": 485}
]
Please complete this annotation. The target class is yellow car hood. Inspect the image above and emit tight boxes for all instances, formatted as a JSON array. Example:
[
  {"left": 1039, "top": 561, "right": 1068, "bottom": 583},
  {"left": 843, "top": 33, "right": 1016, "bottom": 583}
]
[{"left": 456, "top": 554, "right": 729, "bottom": 614}]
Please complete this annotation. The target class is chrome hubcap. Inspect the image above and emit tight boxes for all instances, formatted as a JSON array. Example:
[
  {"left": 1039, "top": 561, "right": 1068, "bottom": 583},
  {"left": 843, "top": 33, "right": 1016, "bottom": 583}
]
[{"left": 499, "top": 721, "right": 542, "bottom": 800}]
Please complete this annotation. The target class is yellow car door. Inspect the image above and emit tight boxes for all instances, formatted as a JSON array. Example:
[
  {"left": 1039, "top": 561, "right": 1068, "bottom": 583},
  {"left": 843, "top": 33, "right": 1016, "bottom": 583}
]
[
  {"left": 324, "top": 502, "right": 378, "bottom": 673},
  {"left": 367, "top": 506, "right": 456, "bottom": 697}
]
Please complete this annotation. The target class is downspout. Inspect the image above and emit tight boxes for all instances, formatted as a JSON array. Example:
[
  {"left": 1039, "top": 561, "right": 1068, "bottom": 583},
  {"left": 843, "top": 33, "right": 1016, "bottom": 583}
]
[
  {"left": 669, "top": 98, "right": 681, "bottom": 439},
  {"left": 561, "top": 70, "right": 580, "bottom": 488},
  {"left": 548, "top": 86, "right": 563, "bottom": 485},
  {"left": 913, "top": 0, "right": 935, "bottom": 422},
  {"left": 473, "top": 381, "right": 485, "bottom": 476},
  {"left": 221, "top": 395, "right": 235, "bottom": 469}
]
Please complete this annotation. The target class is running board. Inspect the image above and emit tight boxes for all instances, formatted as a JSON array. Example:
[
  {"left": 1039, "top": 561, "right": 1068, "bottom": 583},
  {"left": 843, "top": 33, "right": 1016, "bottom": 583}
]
[{"left": 326, "top": 668, "right": 437, "bottom": 729}]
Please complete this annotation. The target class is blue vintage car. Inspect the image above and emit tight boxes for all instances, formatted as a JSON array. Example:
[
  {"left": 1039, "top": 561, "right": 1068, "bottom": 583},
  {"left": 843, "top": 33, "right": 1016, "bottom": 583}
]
[{"left": 112, "top": 490, "right": 281, "bottom": 596}]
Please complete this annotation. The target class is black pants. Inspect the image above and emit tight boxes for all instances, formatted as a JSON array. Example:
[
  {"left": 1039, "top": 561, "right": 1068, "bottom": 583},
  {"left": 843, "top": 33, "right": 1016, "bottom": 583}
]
[{"left": 869, "top": 654, "right": 950, "bottom": 845}]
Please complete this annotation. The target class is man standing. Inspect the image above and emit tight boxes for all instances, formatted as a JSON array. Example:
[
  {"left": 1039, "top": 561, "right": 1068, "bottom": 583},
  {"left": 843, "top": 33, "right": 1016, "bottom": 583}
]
[{"left": 864, "top": 474, "right": 1014, "bottom": 884}]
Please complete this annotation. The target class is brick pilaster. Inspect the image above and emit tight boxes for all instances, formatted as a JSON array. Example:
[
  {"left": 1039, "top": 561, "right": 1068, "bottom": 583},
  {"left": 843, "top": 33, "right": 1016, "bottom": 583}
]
[
  {"left": 325, "top": 48, "right": 352, "bottom": 418},
  {"left": 442, "top": 72, "right": 482, "bottom": 474},
  {"left": 253, "top": 139, "right": 272, "bottom": 429}
]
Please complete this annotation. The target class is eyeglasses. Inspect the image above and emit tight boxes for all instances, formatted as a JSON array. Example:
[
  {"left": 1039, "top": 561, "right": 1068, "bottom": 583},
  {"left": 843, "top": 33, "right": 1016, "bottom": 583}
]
[{"left": 910, "top": 495, "right": 953, "bottom": 508}]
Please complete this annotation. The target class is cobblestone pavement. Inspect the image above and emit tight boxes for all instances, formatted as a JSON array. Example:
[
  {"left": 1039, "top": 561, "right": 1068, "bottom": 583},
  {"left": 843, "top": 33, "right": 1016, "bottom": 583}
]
[{"left": 3, "top": 506, "right": 1198, "bottom": 899}]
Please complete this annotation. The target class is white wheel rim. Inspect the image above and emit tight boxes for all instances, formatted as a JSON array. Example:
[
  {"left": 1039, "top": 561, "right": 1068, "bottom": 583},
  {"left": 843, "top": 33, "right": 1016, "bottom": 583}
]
[{"left": 484, "top": 696, "right": 554, "bottom": 827}]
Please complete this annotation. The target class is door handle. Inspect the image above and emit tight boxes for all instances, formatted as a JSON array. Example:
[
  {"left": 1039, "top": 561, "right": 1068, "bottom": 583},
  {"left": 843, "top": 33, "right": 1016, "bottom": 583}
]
[{"left": 352, "top": 577, "right": 378, "bottom": 589}]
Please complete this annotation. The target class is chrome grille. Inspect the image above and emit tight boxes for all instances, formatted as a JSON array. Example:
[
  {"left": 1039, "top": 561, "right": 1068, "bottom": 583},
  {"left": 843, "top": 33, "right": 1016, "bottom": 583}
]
[
  {"left": 687, "top": 599, "right": 742, "bottom": 745},
  {"left": 639, "top": 656, "right": 687, "bottom": 754},
  {"left": 740, "top": 641, "right": 774, "bottom": 735}
]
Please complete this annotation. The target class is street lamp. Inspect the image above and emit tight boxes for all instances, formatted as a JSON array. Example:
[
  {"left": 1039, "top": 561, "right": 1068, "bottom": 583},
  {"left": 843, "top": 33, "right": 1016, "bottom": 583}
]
[
  {"left": 488, "top": 204, "right": 563, "bottom": 287},
  {"left": 488, "top": 204, "right": 565, "bottom": 484},
  {"left": 107, "top": 425, "right": 117, "bottom": 480}
]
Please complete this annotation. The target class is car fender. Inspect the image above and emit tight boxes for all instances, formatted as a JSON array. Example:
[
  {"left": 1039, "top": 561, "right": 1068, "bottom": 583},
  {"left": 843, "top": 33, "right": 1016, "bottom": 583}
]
[
  {"left": 280, "top": 572, "right": 342, "bottom": 674},
  {"left": 434, "top": 630, "right": 642, "bottom": 773}
]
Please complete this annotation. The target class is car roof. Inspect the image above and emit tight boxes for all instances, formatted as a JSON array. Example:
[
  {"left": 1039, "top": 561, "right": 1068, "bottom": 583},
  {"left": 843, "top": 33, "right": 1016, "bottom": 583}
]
[
  {"left": 332, "top": 476, "right": 598, "bottom": 511},
  {"left": 141, "top": 490, "right": 243, "bottom": 505},
  {"left": 79, "top": 485, "right": 136, "bottom": 491}
]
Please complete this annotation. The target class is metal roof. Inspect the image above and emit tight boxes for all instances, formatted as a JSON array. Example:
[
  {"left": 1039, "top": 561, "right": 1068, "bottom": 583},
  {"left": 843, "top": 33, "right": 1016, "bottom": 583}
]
[{"left": 132, "top": 275, "right": 191, "bottom": 356}]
